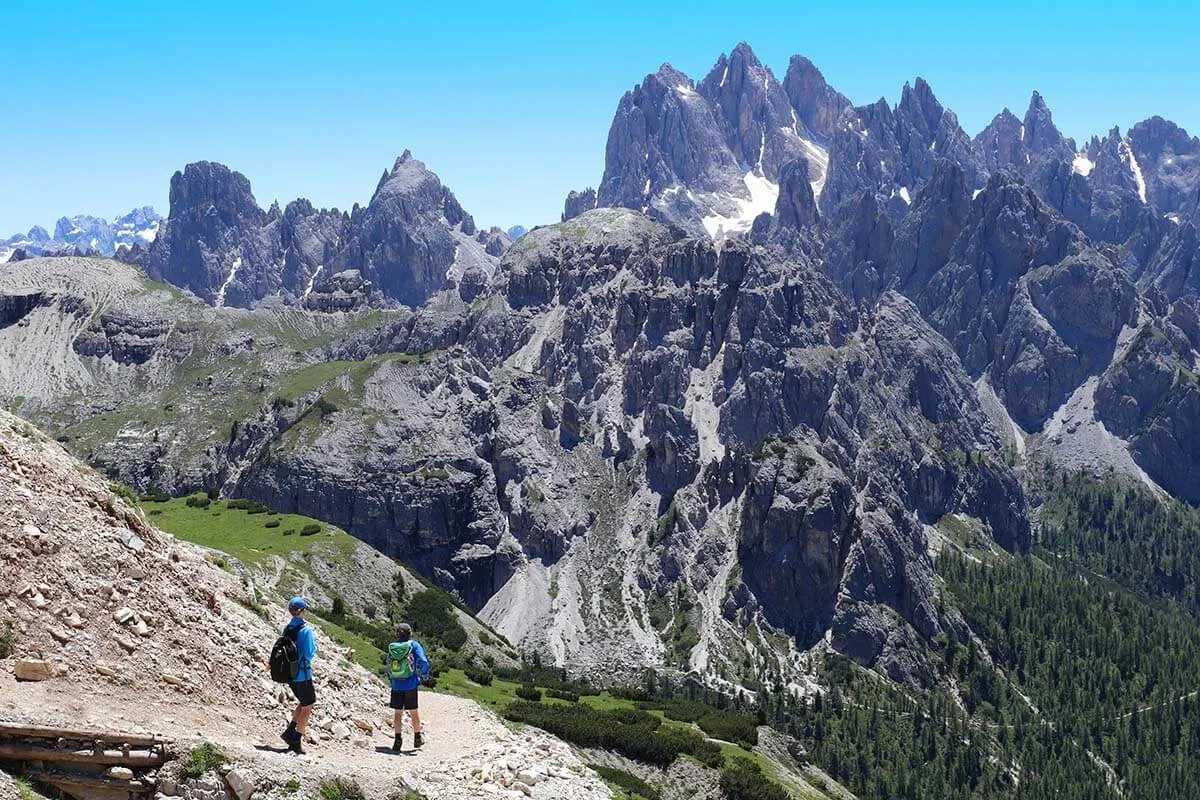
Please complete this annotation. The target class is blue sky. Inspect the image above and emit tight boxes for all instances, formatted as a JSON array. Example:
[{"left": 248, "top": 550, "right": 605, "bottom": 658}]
[{"left": 2, "top": 0, "right": 1198, "bottom": 234}]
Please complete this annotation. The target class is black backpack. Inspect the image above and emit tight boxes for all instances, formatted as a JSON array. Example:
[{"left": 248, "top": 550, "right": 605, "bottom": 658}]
[{"left": 269, "top": 624, "right": 302, "bottom": 683}]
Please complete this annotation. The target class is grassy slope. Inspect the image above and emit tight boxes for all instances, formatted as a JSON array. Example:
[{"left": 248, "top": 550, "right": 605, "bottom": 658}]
[{"left": 143, "top": 496, "right": 386, "bottom": 671}]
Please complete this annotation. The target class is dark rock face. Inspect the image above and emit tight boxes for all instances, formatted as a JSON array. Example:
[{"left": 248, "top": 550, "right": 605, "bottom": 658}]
[
  {"left": 1096, "top": 316, "right": 1200, "bottom": 503},
  {"left": 974, "top": 93, "right": 1076, "bottom": 179},
  {"left": 1141, "top": 222, "right": 1200, "bottom": 302},
  {"left": 0, "top": 292, "right": 49, "bottom": 327},
  {"left": 72, "top": 312, "right": 188, "bottom": 365},
  {"left": 562, "top": 188, "right": 598, "bottom": 221},
  {"left": 773, "top": 159, "right": 820, "bottom": 232},
  {"left": 146, "top": 162, "right": 277, "bottom": 305},
  {"left": 335, "top": 152, "right": 467, "bottom": 308},
  {"left": 1128, "top": 117, "right": 1200, "bottom": 213},
  {"left": 918, "top": 171, "right": 1084, "bottom": 377},
  {"left": 145, "top": 153, "right": 501, "bottom": 309},
  {"left": 781, "top": 55, "right": 851, "bottom": 143}
]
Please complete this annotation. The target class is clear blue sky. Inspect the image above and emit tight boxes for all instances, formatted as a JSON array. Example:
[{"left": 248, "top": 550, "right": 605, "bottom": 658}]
[{"left": 2, "top": 0, "right": 1198, "bottom": 235}]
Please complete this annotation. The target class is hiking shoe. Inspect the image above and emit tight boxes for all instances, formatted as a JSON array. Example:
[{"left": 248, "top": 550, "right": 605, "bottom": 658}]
[
  {"left": 413, "top": 732, "right": 424, "bottom": 749},
  {"left": 281, "top": 721, "right": 296, "bottom": 744},
  {"left": 392, "top": 734, "right": 403, "bottom": 752},
  {"left": 285, "top": 729, "right": 305, "bottom": 755}
]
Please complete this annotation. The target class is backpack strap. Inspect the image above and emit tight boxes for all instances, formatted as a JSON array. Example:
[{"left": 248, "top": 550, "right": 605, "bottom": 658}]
[{"left": 284, "top": 622, "right": 302, "bottom": 641}]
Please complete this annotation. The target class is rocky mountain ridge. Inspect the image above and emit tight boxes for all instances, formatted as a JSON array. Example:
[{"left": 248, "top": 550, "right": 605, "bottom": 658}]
[{"left": 135, "top": 153, "right": 509, "bottom": 310}]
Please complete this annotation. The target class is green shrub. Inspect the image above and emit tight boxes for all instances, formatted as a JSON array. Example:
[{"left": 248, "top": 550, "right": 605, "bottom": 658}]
[
  {"left": 401, "top": 590, "right": 468, "bottom": 650},
  {"left": 227, "top": 498, "right": 271, "bottom": 514},
  {"left": 206, "top": 487, "right": 220, "bottom": 500},
  {"left": 697, "top": 710, "right": 759, "bottom": 747},
  {"left": 264, "top": 519, "right": 281, "bottom": 528},
  {"left": 300, "top": 524, "right": 321, "bottom": 536},
  {"left": 503, "top": 702, "right": 707, "bottom": 766},
  {"left": 464, "top": 664, "right": 494, "bottom": 686},
  {"left": 0, "top": 626, "right": 13, "bottom": 659},
  {"left": 516, "top": 684, "right": 543, "bottom": 701},
  {"left": 610, "top": 686, "right": 654, "bottom": 702},
  {"left": 718, "top": 759, "right": 790, "bottom": 800},
  {"left": 546, "top": 688, "right": 579, "bottom": 702},
  {"left": 185, "top": 494, "right": 211, "bottom": 509},
  {"left": 109, "top": 481, "right": 138, "bottom": 505},
  {"left": 180, "top": 742, "right": 226, "bottom": 778},
  {"left": 587, "top": 765, "right": 661, "bottom": 800},
  {"left": 282, "top": 528, "right": 295, "bottom": 536},
  {"left": 317, "top": 778, "right": 365, "bottom": 800},
  {"left": 283, "top": 777, "right": 301, "bottom": 794}
]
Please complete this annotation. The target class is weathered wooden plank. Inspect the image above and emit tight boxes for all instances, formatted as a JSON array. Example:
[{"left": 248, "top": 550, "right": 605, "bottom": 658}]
[
  {"left": 22, "top": 767, "right": 151, "bottom": 791},
  {"left": 0, "top": 742, "right": 165, "bottom": 766},
  {"left": 0, "top": 722, "right": 168, "bottom": 747}
]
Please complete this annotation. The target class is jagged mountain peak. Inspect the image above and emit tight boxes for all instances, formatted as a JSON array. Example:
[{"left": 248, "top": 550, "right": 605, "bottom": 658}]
[
  {"left": 782, "top": 53, "right": 851, "bottom": 142},
  {"left": 1021, "top": 90, "right": 1075, "bottom": 157}
]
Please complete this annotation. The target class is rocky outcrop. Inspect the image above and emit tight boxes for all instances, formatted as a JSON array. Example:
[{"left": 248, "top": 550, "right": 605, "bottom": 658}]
[
  {"left": 562, "top": 189, "right": 598, "bottom": 222},
  {"left": 145, "top": 153, "right": 500, "bottom": 309},
  {"left": 781, "top": 55, "right": 850, "bottom": 143},
  {"left": 0, "top": 292, "right": 49, "bottom": 328}
]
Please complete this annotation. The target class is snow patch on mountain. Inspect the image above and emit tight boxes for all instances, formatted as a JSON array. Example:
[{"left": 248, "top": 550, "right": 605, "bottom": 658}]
[
  {"left": 1072, "top": 152, "right": 1096, "bottom": 177},
  {"left": 215, "top": 256, "right": 243, "bottom": 307},
  {"left": 700, "top": 171, "right": 780, "bottom": 240},
  {"left": 1118, "top": 139, "right": 1148, "bottom": 203}
]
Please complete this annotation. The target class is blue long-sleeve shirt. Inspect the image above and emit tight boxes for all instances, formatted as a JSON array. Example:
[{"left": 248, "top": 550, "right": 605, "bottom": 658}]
[
  {"left": 284, "top": 617, "right": 317, "bottom": 682},
  {"left": 389, "top": 639, "right": 430, "bottom": 691}
]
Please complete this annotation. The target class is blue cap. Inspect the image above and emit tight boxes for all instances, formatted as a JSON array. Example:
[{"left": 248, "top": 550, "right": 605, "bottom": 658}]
[{"left": 288, "top": 596, "right": 309, "bottom": 611}]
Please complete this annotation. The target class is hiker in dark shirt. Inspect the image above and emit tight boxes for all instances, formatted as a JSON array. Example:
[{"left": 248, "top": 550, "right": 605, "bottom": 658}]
[{"left": 385, "top": 622, "right": 430, "bottom": 751}]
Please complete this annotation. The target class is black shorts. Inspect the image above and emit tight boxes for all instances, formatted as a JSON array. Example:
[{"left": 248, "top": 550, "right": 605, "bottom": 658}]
[
  {"left": 289, "top": 680, "right": 316, "bottom": 707},
  {"left": 389, "top": 688, "right": 419, "bottom": 710}
]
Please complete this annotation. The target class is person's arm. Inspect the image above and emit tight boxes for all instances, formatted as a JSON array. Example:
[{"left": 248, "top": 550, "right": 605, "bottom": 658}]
[
  {"left": 414, "top": 641, "right": 431, "bottom": 678},
  {"left": 302, "top": 625, "right": 318, "bottom": 664}
]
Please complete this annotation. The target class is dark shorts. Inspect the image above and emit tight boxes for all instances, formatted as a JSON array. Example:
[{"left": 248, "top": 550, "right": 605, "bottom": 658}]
[
  {"left": 390, "top": 688, "right": 419, "bottom": 710},
  {"left": 289, "top": 680, "right": 316, "bottom": 707}
]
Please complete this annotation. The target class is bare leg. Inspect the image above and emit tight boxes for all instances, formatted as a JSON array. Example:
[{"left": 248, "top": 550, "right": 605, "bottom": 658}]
[
  {"left": 294, "top": 704, "right": 314, "bottom": 735},
  {"left": 393, "top": 709, "right": 404, "bottom": 734},
  {"left": 409, "top": 708, "right": 422, "bottom": 734}
]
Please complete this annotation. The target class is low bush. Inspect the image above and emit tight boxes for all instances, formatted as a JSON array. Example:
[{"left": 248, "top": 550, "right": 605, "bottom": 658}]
[
  {"left": 718, "top": 759, "right": 790, "bottom": 800},
  {"left": 300, "top": 524, "right": 321, "bottom": 536},
  {"left": 185, "top": 494, "right": 211, "bottom": 509},
  {"left": 502, "top": 702, "right": 717, "bottom": 767},
  {"left": 587, "top": 765, "right": 661, "bottom": 800},
  {"left": 264, "top": 519, "right": 281, "bottom": 528},
  {"left": 546, "top": 688, "right": 579, "bottom": 702},
  {"left": 515, "top": 684, "right": 543, "bottom": 701},
  {"left": 610, "top": 686, "right": 654, "bottom": 702},
  {"left": 180, "top": 742, "right": 226, "bottom": 778},
  {"left": 0, "top": 626, "right": 13, "bottom": 659},
  {"left": 282, "top": 528, "right": 295, "bottom": 536},
  {"left": 464, "top": 664, "right": 494, "bottom": 686},
  {"left": 228, "top": 498, "right": 271, "bottom": 514},
  {"left": 697, "top": 709, "right": 759, "bottom": 747},
  {"left": 317, "top": 778, "right": 365, "bottom": 800}
]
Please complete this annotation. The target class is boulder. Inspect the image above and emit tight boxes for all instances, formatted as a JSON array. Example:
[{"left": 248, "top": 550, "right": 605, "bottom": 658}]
[{"left": 14, "top": 659, "right": 51, "bottom": 681}]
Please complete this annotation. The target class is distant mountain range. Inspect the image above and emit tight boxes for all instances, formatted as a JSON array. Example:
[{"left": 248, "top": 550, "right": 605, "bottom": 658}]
[{"left": 0, "top": 207, "right": 161, "bottom": 262}]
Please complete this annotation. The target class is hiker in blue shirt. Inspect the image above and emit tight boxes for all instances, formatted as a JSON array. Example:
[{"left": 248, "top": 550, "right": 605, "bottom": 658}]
[
  {"left": 386, "top": 622, "right": 430, "bottom": 751},
  {"left": 281, "top": 596, "right": 318, "bottom": 754}
]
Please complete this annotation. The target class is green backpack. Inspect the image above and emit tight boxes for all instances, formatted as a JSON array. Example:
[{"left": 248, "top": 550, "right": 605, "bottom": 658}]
[{"left": 387, "top": 641, "right": 416, "bottom": 680}]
